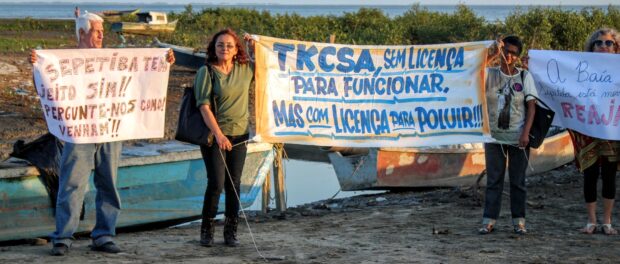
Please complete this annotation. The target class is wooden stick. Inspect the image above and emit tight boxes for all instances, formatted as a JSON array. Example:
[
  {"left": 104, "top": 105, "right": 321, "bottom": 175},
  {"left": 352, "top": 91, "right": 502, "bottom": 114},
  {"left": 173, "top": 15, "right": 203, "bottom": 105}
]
[
  {"left": 261, "top": 170, "right": 271, "bottom": 214},
  {"left": 273, "top": 144, "right": 287, "bottom": 214}
]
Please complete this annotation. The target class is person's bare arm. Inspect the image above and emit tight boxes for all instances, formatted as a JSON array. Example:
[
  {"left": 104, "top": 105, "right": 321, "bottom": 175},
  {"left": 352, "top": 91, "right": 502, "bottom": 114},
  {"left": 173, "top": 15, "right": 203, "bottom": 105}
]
[
  {"left": 519, "top": 99, "right": 536, "bottom": 148},
  {"left": 486, "top": 39, "right": 503, "bottom": 65},
  {"left": 199, "top": 104, "right": 231, "bottom": 151}
]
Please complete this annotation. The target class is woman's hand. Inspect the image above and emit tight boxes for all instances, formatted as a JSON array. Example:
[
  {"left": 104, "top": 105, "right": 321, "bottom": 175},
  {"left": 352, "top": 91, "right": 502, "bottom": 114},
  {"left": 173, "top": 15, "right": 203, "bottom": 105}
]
[
  {"left": 520, "top": 55, "right": 529, "bottom": 70},
  {"left": 486, "top": 38, "right": 503, "bottom": 63},
  {"left": 244, "top": 33, "right": 256, "bottom": 62},
  {"left": 166, "top": 48, "right": 175, "bottom": 64},
  {"left": 215, "top": 133, "right": 232, "bottom": 151},
  {"left": 518, "top": 132, "right": 530, "bottom": 149},
  {"left": 30, "top": 49, "right": 37, "bottom": 64},
  {"left": 243, "top": 33, "right": 255, "bottom": 49}
]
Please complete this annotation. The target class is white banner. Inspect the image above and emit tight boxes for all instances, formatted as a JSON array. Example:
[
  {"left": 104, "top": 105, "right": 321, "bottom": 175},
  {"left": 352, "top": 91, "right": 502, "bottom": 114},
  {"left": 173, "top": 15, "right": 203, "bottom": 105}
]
[
  {"left": 33, "top": 48, "right": 170, "bottom": 143},
  {"left": 254, "top": 35, "right": 494, "bottom": 147},
  {"left": 529, "top": 50, "right": 620, "bottom": 140}
]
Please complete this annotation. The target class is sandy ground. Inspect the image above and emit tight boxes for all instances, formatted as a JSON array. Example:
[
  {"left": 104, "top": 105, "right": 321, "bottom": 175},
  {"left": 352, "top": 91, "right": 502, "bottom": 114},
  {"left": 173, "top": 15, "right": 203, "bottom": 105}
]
[
  {"left": 1, "top": 165, "right": 620, "bottom": 263},
  {"left": 2, "top": 52, "right": 620, "bottom": 263}
]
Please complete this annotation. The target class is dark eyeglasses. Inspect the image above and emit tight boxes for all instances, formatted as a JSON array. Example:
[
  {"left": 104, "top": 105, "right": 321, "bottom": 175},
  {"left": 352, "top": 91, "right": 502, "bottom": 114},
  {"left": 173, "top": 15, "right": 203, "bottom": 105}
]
[
  {"left": 594, "top": 40, "right": 616, "bottom": 47},
  {"left": 502, "top": 48, "right": 520, "bottom": 57}
]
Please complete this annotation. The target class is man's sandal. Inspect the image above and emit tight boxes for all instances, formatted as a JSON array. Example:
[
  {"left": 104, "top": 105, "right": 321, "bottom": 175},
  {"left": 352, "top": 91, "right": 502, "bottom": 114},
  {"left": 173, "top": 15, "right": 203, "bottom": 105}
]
[
  {"left": 513, "top": 224, "right": 527, "bottom": 235},
  {"left": 580, "top": 223, "right": 597, "bottom": 234},
  {"left": 601, "top": 224, "right": 618, "bottom": 235},
  {"left": 478, "top": 223, "right": 494, "bottom": 234}
]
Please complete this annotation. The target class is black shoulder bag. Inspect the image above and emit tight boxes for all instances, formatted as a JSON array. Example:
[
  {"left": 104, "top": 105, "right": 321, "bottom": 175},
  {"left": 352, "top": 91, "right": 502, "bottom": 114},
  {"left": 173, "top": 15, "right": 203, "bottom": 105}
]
[
  {"left": 521, "top": 70, "right": 555, "bottom": 149},
  {"left": 175, "top": 65, "right": 217, "bottom": 146}
]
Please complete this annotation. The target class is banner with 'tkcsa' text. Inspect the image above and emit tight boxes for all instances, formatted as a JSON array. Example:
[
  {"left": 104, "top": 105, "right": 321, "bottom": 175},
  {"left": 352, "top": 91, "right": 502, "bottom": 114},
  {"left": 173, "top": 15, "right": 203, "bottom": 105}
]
[
  {"left": 529, "top": 50, "right": 620, "bottom": 140},
  {"left": 253, "top": 35, "right": 493, "bottom": 147},
  {"left": 33, "top": 48, "right": 170, "bottom": 143}
]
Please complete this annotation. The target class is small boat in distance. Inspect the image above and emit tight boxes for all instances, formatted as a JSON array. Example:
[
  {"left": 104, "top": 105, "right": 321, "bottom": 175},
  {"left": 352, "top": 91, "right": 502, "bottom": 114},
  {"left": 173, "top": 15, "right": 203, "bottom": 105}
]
[
  {"left": 329, "top": 129, "right": 574, "bottom": 191},
  {"left": 0, "top": 141, "right": 274, "bottom": 242},
  {"left": 96, "top": 8, "right": 140, "bottom": 22},
  {"left": 111, "top": 11, "right": 177, "bottom": 36}
]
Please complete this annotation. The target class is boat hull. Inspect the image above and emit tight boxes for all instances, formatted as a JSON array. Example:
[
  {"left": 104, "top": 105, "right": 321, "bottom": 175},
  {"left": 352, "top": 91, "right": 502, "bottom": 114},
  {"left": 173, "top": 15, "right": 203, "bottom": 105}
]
[
  {"left": 329, "top": 131, "right": 574, "bottom": 191},
  {"left": 153, "top": 40, "right": 206, "bottom": 69},
  {"left": 0, "top": 142, "right": 273, "bottom": 242},
  {"left": 98, "top": 9, "right": 140, "bottom": 22},
  {"left": 111, "top": 20, "right": 177, "bottom": 35}
]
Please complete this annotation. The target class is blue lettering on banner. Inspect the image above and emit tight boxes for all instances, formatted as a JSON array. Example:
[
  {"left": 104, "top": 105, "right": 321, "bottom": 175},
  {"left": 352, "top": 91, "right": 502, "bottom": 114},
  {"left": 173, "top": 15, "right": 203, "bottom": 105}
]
[
  {"left": 389, "top": 110, "right": 416, "bottom": 129},
  {"left": 268, "top": 41, "right": 484, "bottom": 141},
  {"left": 306, "top": 106, "right": 329, "bottom": 124},
  {"left": 342, "top": 74, "right": 448, "bottom": 97},
  {"left": 274, "top": 43, "right": 295, "bottom": 72},
  {"left": 415, "top": 105, "right": 483, "bottom": 133},
  {"left": 272, "top": 100, "right": 305, "bottom": 128},
  {"left": 297, "top": 44, "right": 318, "bottom": 71},
  {"left": 292, "top": 76, "right": 339, "bottom": 96},
  {"left": 275, "top": 43, "right": 467, "bottom": 73},
  {"left": 331, "top": 104, "right": 390, "bottom": 135},
  {"left": 274, "top": 43, "right": 377, "bottom": 73},
  {"left": 576, "top": 61, "right": 613, "bottom": 83},
  {"left": 264, "top": 104, "right": 485, "bottom": 136},
  {"left": 336, "top": 47, "right": 355, "bottom": 73},
  {"left": 408, "top": 47, "right": 465, "bottom": 71},
  {"left": 318, "top": 46, "right": 336, "bottom": 72},
  {"left": 383, "top": 48, "right": 407, "bottom": 69}
]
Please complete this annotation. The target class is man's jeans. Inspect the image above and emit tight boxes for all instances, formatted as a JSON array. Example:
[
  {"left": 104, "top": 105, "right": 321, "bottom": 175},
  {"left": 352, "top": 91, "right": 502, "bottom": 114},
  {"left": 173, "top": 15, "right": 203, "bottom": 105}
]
[
  {"left": 51, "top": 142, "right": 122, "bottom": 247},
  {"left": 482, "top": 143, "right": 530, "bottom": 226}
]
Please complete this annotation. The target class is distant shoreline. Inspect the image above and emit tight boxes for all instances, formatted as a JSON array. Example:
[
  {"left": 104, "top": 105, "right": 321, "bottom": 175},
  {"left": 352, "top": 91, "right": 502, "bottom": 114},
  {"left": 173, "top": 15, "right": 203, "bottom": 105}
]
[
  {"left": 0, "top": 3, "right": 615, "bottom": 21},
  {"left": 1, "top": 3, "right": 614, "bottom": 8},
  {"left": 0, "top": 2, "right": 617, "bottom": 6}
]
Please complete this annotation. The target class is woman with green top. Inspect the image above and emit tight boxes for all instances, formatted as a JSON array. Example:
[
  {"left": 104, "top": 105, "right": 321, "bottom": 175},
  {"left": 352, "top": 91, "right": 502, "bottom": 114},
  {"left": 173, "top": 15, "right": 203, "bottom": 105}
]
[{"left": 194, "top": 28, "right": 253, "bottom": 247}]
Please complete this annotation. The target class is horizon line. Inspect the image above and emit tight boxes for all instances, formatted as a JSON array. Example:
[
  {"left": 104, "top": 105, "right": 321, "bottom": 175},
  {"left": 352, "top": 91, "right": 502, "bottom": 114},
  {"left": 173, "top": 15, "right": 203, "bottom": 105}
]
[{"left": 0, "top": 2, "right": 617, "bottom": 6}]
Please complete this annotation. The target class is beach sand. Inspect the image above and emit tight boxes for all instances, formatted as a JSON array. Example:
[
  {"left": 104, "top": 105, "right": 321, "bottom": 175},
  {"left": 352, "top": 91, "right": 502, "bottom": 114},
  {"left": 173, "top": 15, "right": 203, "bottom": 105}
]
[
  {"left": 1, "top": 165, "right": 620, "bottom": 263},
  {"left": 1, "top": 52, "right": 620, "bottom": 263}
]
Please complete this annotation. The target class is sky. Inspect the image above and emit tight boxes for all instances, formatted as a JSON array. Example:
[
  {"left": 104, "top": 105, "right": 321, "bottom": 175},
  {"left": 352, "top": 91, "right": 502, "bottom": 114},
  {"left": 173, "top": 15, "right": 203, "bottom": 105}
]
[{"left": 0, "top": 0, "right": 618, "bottom": 5}]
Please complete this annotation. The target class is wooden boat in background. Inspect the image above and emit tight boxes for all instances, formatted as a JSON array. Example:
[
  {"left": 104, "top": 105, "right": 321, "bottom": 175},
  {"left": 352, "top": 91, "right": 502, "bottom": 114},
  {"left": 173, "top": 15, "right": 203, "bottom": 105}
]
[
  {"left": 153, "top": 39, "right": 206, "bottom": 69},
  {"left": 96, "top": 8, "right": 140, "bottom": 22},
  {"left": 0, "top": 141, "right": 273, "bottom": 242},
  {"left": 329, "top": 130, "right": 574, "bottom": 191},
  {"left": 111, "top": 12, "right": 177, "bottom": 35}
]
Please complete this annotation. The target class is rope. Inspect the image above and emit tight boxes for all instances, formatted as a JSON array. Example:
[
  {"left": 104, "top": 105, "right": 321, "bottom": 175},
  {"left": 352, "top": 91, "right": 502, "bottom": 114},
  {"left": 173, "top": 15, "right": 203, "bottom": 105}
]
[
  {"left": 507, "top": 143, "right": 535, "bottom": 172},
  {"left": 216, "top": 140, "right": 268, "bottom": 262},
  {"left": 327, "top": 150, "right": 369, "bottom": 202},
  {"left": 328, "top": 189, "right": 341, "bottom": 201},
  {"left": 495, "top": 143, "right": 535, "bottom": 173}
]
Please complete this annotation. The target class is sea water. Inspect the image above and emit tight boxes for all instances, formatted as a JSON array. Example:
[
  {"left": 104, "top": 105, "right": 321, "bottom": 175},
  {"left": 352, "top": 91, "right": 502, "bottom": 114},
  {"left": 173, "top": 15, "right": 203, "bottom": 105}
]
[
  {"left": 248, "top": 159, "right": 381, "bottom": 210},
  {"left": 0, "top": 3, "right": 607, "bottom": 22}
]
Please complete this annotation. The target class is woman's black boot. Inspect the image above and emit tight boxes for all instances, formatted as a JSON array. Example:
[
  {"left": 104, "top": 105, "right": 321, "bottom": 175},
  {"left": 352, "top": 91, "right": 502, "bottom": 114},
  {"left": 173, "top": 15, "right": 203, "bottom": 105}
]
[
  {"left": 223, "top": 217, "right": 239, "bottom": 247},
  {"left": 200, "top": 218, "right": 215, "bottom": 247}
]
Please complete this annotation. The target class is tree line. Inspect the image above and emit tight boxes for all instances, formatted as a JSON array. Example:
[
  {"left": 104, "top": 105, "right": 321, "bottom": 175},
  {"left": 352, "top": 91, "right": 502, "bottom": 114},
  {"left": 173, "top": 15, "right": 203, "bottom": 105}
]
[{"left": 162, "top": 4, "right": 620, "bottom": 53}]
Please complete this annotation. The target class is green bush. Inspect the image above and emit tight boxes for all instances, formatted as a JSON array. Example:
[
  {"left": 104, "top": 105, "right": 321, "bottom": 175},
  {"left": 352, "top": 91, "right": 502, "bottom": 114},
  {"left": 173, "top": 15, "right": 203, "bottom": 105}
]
[
  {"left": 162, "top": 4, "right": 620, "bottom": 53},
  {"left": 1, "top": 5, "right": 619, "bottom": 53}
]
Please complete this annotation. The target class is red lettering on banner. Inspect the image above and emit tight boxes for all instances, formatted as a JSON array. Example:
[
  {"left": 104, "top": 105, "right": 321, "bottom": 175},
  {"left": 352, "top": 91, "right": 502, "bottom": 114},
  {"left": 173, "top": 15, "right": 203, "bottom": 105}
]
[
  {"left": 559, "top": 101, "right": 620, "bottom": 127},
  {"left": 561, "top": 102, "right": 573, "bottom": 118},
  {"left": 45, "top": 64, "right": 59, "bottom": 81},
  {"left": 140, "top": 97, "right": 166, "bottom": 111}
]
